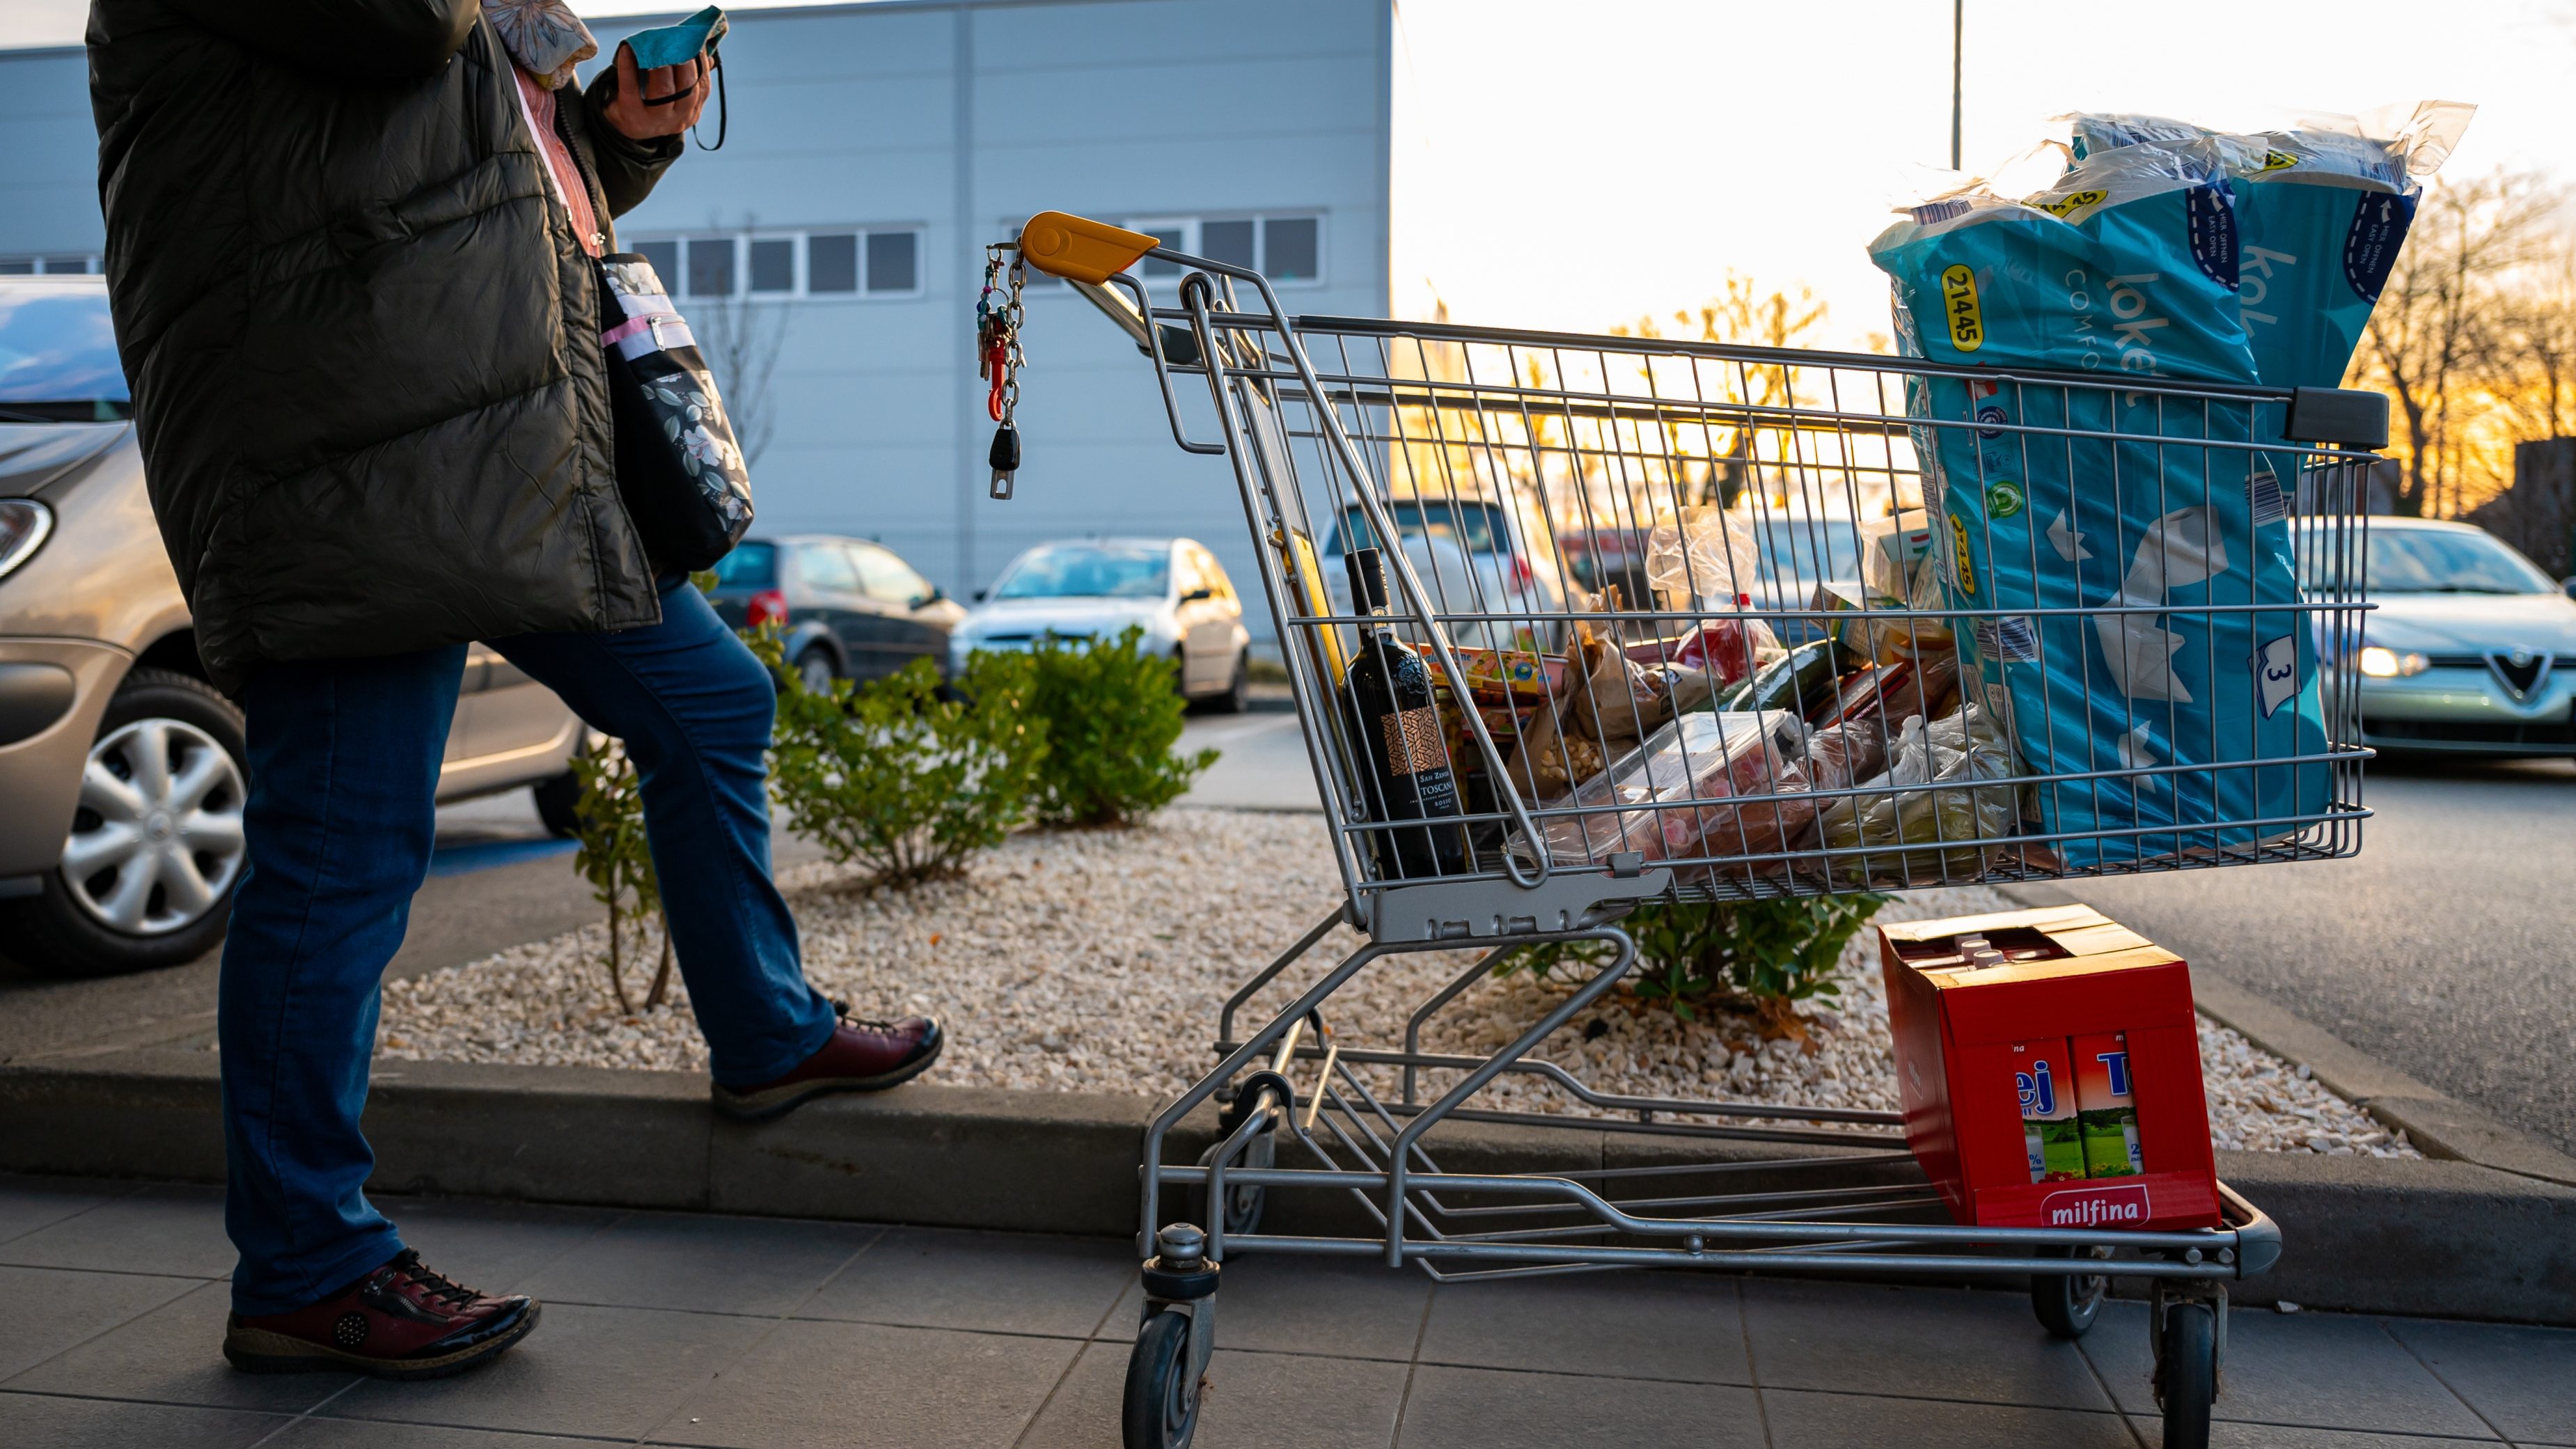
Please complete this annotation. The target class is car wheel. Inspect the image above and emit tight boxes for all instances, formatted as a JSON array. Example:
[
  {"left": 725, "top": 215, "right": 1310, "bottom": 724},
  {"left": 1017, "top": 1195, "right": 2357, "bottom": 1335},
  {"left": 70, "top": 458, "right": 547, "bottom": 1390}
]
[
  {"left": 531, "top": 768, "right": 583, "bottom": 840},
  {"left": 1209, "top": 650, "right": 1250, "bottom": 714},
  {"left": 0, "top": 667, "right": 249, "bottom": 978},
  {"left": 794, "top": 645, "right": 838, "bottom": 696}
]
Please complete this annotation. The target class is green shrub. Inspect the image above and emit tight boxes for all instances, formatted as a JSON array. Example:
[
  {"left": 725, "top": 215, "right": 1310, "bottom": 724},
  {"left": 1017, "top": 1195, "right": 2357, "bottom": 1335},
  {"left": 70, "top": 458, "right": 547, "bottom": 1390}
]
[
  {"left": 569, "top": 742, "right": 673, "bottom": 1013},
  {"left": 1501, "top": 894, "right": 1889, "bottom": 1035},
  {"left": 751, "top": 628, "right": 1047, "bottom": 888},
  {"left": 1024, "top": 626, "right": 1217, "bottom": 827}
]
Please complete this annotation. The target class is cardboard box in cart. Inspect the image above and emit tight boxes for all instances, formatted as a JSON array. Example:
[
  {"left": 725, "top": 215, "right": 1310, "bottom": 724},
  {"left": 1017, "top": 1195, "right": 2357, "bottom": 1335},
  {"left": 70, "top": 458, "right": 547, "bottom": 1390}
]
[{"left": 1880, "top": 905, "right": 2221, "bottom": 1230}]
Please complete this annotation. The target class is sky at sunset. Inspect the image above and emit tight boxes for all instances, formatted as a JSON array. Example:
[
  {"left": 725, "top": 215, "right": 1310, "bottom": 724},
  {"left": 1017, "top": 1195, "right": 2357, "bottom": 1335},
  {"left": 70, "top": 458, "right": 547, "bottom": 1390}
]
[{"left": 12, "top": 0, "right": 2572, "bottom": 350}]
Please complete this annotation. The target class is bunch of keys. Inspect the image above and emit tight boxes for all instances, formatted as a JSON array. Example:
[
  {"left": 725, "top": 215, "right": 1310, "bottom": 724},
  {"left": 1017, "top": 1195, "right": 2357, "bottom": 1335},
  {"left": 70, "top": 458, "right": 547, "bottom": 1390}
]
[{"left": 975, "top": 246, "right": 1028, "bottom": 499}]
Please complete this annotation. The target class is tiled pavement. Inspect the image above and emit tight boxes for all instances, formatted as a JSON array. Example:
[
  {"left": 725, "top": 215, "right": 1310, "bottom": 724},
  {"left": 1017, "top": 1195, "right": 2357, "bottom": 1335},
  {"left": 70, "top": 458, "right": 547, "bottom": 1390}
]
[{"left": 1, "top": 1175, "right": 2569, "bottom": 1448}]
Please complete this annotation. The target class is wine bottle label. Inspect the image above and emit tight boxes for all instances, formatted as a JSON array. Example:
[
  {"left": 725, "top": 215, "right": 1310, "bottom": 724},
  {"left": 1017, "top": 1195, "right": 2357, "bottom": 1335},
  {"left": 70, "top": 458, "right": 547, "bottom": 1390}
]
[{"left": 1380, "top": 705, "right": 1446, "bottom": 776}]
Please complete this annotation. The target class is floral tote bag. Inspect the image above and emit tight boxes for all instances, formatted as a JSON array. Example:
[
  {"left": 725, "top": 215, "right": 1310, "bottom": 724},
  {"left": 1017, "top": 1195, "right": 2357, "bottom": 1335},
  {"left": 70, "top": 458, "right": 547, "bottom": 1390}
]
[{"left": 597, "top": 254, "right": 755, "bottom": 570}]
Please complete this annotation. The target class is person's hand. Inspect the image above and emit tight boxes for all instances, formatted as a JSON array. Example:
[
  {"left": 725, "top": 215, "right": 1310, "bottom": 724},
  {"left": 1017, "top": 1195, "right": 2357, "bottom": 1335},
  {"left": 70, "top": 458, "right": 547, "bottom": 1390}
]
[{"left": 599, "top": 43, "right": 709, "bottom": 140}]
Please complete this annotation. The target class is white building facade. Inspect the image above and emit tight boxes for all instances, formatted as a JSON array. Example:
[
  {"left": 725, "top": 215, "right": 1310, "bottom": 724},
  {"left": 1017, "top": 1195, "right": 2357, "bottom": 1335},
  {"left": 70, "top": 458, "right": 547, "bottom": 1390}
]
[{"left": 0, "top": 0, "right": 1394, "bottom": 630}]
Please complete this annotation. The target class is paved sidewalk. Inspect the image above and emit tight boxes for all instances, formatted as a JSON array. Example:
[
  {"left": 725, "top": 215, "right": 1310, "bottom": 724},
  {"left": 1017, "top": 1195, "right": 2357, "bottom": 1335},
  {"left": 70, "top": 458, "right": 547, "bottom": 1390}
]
[{"left": 3, "top": 1175, "right": 2570, "bottom": 1448}]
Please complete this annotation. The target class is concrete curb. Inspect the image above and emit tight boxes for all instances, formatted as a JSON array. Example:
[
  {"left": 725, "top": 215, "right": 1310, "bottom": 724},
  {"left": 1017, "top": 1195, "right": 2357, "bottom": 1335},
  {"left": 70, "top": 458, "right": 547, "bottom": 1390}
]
[
  {"left": 4, "top": 1047, "right": 2570, "bottom": 1323},
  {"left": 1995, "top": 882, "right": 2576, "bottom": 1191}
]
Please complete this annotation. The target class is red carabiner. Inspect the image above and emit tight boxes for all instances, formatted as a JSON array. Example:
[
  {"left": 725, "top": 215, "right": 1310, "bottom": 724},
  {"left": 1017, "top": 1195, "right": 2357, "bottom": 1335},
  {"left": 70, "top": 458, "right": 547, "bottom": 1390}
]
[{"left": 985, "top": 338, "right": 1010, "bottom": 421}]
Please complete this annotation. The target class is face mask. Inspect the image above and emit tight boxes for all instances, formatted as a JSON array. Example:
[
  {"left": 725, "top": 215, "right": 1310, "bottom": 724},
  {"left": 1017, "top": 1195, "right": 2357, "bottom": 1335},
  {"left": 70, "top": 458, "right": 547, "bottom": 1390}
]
[{"left": 487, "top": 0, "right": 598, "bottom": 91}]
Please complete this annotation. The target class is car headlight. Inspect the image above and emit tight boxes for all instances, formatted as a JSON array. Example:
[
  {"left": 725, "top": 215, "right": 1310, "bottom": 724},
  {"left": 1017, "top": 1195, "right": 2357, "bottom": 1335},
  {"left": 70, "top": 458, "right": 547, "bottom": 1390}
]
[
  {"left": 0, "top": 499, "right": 53, "bottom": 580},
  {"left": 2358, "top": 645, "right": 2428, "bottom": 678}
]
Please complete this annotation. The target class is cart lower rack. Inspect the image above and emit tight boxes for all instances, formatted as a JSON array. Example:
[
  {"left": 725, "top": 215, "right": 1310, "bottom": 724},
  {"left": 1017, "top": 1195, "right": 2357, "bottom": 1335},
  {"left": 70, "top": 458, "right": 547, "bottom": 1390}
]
[{"left": 990, "top": 212, "right": 2378, "bottom": 1449}]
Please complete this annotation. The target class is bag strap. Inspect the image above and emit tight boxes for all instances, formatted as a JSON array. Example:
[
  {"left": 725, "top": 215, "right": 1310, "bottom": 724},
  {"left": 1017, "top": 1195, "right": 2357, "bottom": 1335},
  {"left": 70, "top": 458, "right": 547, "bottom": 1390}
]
[{"left": 641, "top": 47, "right": 727, "bottom": 152}]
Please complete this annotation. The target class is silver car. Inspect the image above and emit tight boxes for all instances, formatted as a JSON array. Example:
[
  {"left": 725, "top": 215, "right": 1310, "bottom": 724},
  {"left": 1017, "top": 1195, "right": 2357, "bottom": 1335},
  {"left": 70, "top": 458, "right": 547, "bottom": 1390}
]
[
  {"left": 0, "top": 276, "right": 589, "bottom": 978},
  {"left": 2325, "top": 517, "right": 2576, "bottom": 756},
  {"left": 949, "top": 538, "right": 1252, "bottom": 710}
]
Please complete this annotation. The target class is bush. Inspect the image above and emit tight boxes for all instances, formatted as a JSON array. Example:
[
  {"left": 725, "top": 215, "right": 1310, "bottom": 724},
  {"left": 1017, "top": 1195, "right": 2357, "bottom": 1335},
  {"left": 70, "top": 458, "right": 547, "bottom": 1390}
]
[
  {"left": 569, "top": 742, "right": 673, "bottom": 1013},
  {"left": 751, "top": 628, "right": 1047, "bottom": 888},
  {"left": 1023, "top": 626, "right": 1218, "bottom": 827},
  {"left": 1501, "top": 894, "right": 1890, "bottom": 1037}
]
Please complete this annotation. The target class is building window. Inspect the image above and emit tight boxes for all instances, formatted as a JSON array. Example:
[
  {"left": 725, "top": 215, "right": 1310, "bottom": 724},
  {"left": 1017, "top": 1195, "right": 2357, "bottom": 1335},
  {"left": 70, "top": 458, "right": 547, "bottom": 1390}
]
[
  {"left": 748, "top": 237, "right": 795, "bottom": 294},
  {"left": 865, "top": 231, "right": 918, "bottom": 293},
  {"left": 0, "top": 253, "right": 103, "bottom": 276},
  {"left": 809, "top": 234, "right": 858, "bottom": 293},
  {"left": 686, "top": 237, "right": 735, "bottom": 297},
  {"left": 1118, "top": 213, "right": 1326, "bottom": 287},
  {"left": 626, "top": 228, "right": 926, "bottom": 301}
]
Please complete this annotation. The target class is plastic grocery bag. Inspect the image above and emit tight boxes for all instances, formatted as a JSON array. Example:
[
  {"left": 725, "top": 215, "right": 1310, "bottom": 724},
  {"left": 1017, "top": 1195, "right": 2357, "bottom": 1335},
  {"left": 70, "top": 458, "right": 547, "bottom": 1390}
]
[
  {"left": 1513, "top": 710, "right": 1809, "bottom": 870},
  {"left": 1812, "top": 704, "right": 2021, "bottom": 887},
  {"left": 2061, "top": 101, "right": 2474, "bottom": 391},
  {"left": 1644, "top": 505, "right": 1762, "bottom": 608},
  {"left": 1867, "top": 140, "right": 2332, "bottom": 868},
  {"left": 1503, "top": 629, "right": 1717, "bottom": 800}
]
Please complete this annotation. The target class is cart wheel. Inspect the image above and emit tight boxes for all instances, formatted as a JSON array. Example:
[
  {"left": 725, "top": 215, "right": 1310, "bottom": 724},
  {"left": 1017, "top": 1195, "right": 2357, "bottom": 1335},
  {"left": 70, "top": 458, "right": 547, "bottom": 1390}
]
[
  {"left": 2154, "top": 1301, "right": 2216, "bottom": 1449},
  {"left": 1123, "top": 1308, "right": 1203, "bottom": 1449},
  {"left": 2029, "top": 1243, "right": 2110, "bottom": 1340},
  {"left": 1189, "top": 1133, "right": 1271, "bottom": 1237}
]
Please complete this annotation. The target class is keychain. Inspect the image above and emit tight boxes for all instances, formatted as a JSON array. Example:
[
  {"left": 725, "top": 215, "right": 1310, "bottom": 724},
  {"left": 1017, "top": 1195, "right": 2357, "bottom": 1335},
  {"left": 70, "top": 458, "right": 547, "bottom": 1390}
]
[{"left": 975, "top": 246, "right": 1028, "bottom": 500}]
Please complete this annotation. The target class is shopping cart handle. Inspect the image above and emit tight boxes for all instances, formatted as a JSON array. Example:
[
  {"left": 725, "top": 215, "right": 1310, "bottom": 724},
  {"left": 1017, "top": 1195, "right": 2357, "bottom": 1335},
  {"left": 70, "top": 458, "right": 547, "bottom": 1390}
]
[
  {"left": 2284, "top": 387, "right": 2388, "bottom": 451},
  {"left": 1019, "top": 211, "right": 1157, "bottom": 285}
]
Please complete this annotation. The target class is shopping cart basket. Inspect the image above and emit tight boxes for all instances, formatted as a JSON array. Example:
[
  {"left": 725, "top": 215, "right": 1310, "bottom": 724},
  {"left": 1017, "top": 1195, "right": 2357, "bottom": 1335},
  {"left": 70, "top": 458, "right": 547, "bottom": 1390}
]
[{"left": 990, "top": 212, "right": 2383, "bottom": 1449}]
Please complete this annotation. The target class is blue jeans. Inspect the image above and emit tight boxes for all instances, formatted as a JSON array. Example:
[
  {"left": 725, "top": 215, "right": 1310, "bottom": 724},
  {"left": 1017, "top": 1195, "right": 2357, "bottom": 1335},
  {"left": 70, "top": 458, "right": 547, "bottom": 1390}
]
[{"left": 218, "top": 577, "right": 837, "bottom": 1314}]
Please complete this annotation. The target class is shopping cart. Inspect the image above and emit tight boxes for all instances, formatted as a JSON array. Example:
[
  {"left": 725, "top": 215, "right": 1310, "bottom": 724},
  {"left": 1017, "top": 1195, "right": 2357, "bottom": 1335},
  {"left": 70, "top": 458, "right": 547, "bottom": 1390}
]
[{"left": 989, "top": 212, "right": 2382, "bottom": 1449}]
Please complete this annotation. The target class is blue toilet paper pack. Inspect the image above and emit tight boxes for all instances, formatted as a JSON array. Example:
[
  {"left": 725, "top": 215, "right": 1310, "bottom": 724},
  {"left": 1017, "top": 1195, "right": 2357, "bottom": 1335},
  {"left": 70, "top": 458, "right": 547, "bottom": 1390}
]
[
  {"left": 1868, "top": 142, "right": 2330, "bottom": 868},
  {"left": 2061, "top": 102, "right": 2475, "bottom": 391}
]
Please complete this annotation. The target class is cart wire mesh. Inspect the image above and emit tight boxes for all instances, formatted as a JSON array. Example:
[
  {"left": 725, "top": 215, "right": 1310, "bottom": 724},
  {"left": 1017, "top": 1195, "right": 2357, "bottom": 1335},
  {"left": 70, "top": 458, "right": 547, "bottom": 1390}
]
[{"left": 1097, "top": 256, "right": 2372, "bottom": 923}]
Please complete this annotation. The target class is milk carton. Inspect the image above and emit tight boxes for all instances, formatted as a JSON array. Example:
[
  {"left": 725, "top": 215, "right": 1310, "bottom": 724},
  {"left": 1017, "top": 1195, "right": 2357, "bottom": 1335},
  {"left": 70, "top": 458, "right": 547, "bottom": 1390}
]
[
  {"left": 2013, "top": 1039, "right": 2085, "bottom": 1182},
  {"left": 2073, "top": 1031, "right": 2145, "bottom": 1177}
]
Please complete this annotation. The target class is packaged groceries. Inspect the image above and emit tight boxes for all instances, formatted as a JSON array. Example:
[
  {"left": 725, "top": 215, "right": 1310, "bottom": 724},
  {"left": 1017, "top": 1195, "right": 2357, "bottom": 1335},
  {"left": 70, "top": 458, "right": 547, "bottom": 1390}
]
[
  {"left": 2014, "top": 1038, "right": 2089, "bottom": 1183},
  {"left": 1813, "top": 702, "right": 2020, "bottom": 887},
  {"left": 1880, "top": 904, "right": 2221, "bottom": 1230},
  {"left": 1868, "top": 137, "right": 2332, "bottom": 870},
  {"left": 2072, "top": 1030, "right": 2145, "bottom": 1178},
  {"left": 2061, "top": 101, "right": 2474, "bottom": 392},
  {"left": 1513, "top": 710, "right": 1809, "bottom": 869},
  {"left": 1435, "top": 645, "right": 1573, "bottom": 705},
  {"left": 1813, "top": 579, "right": 1956, "bottom": 667},
  {"left": 1718, "top": 637, "right": 1864, "bottom": 721},
  {"left": 1796, "top": 715, "right": 1892, "bottom": 794},
  {"left": 1864, "top": 516, "right": 1939, "bottom": 604},
  {"left": 1805, "top": 648, "right": 1961, "bottom": 734},
  {"left": 1622, "top": 614, "right": 1784, "bottom": 686},
  {"left": 1504, "top": 628, "right": 1718, "bottom": 799}
]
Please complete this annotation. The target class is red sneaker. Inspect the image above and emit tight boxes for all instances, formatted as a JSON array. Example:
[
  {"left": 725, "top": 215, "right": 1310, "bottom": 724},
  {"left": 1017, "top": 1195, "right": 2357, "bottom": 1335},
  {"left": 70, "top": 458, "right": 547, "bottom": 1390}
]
[
  {"left": 223, "top": 1250, "right": 538, "bottom": 1380},
  {"left": 711, "top": 1014, "right": 943, "bottom": 1120}
]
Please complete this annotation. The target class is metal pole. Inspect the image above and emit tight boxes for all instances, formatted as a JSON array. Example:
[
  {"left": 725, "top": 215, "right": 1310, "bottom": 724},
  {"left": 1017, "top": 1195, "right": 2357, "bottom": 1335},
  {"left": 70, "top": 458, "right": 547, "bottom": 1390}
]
[{"left": 1949, "top": 0, "right": 1963, "bottom": 171}]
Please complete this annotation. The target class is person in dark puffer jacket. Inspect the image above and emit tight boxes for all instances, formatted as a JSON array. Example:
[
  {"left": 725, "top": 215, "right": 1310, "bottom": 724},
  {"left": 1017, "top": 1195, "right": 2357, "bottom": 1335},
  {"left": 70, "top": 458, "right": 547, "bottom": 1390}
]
[{"left": 87, "top": 0, "right": 944, "bottom": 1381}]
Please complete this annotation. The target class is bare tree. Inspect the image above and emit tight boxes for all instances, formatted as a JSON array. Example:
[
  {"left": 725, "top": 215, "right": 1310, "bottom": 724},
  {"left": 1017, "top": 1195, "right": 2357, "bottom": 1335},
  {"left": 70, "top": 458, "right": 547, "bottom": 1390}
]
[
  {"left": 2497, "top": 242, "right": 2576, "bottom": 444},
  {"left": 2351, "top": 171, "right": 2561, "bottom": 516},
  {"left": 692, "top": 287, "right": 791, "bottom": 471},
  {"left": 1614, "top": 274, "right": 1831, "bottom": 509}
]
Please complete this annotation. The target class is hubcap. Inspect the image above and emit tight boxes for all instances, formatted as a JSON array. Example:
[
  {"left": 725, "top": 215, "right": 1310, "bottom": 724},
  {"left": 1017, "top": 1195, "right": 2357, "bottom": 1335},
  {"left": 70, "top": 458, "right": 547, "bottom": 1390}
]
[{"left": 60, "top": 716, "right": 246, "bottom": 935}]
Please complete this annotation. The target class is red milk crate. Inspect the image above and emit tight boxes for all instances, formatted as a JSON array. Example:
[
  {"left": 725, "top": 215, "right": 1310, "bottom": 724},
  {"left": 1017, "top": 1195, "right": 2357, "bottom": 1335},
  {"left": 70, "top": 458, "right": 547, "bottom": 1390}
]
[{"left": 1880, "top": 904, "right": 2220, "bottom": 1231}]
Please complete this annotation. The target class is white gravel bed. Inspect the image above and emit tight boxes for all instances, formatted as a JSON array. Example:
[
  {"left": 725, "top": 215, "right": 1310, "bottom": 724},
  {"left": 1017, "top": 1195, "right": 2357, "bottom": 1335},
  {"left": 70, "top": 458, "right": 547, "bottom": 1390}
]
[{"left": 377, "top": 810, "right": 2414, "bottom": 1158}]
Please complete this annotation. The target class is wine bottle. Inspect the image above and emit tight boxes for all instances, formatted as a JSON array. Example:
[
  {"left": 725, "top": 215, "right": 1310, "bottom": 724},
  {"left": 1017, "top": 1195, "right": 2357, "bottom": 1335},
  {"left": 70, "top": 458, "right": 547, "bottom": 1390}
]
[{"left": 1340, "top": 547, "right": 1469, "bottom": 879}]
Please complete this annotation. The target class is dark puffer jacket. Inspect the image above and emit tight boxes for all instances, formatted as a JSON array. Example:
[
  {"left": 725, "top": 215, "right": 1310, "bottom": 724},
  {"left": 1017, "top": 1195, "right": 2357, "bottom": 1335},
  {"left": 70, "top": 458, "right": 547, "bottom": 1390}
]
[{"left": 87, "top": 0, "right": 680, "bottom": 692}]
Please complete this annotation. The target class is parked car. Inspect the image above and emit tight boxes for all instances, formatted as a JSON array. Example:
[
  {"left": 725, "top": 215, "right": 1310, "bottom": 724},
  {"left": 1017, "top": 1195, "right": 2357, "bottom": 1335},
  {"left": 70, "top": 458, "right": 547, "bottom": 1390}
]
[
  {"left": 1319, "top": 496, "right": 1570, "bottom": 650},
  {"left": 948, "top": 538, "right": 1251, "bottom": 710},
  {"left": 702, "top": 535, "right": 966, "bottom": 694},
  {"left": 2303, "top": 516, "right": 2576, "bottom": 756},
  {"left": 0, "top": 276, "right": 592, "bottom": 978}
]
